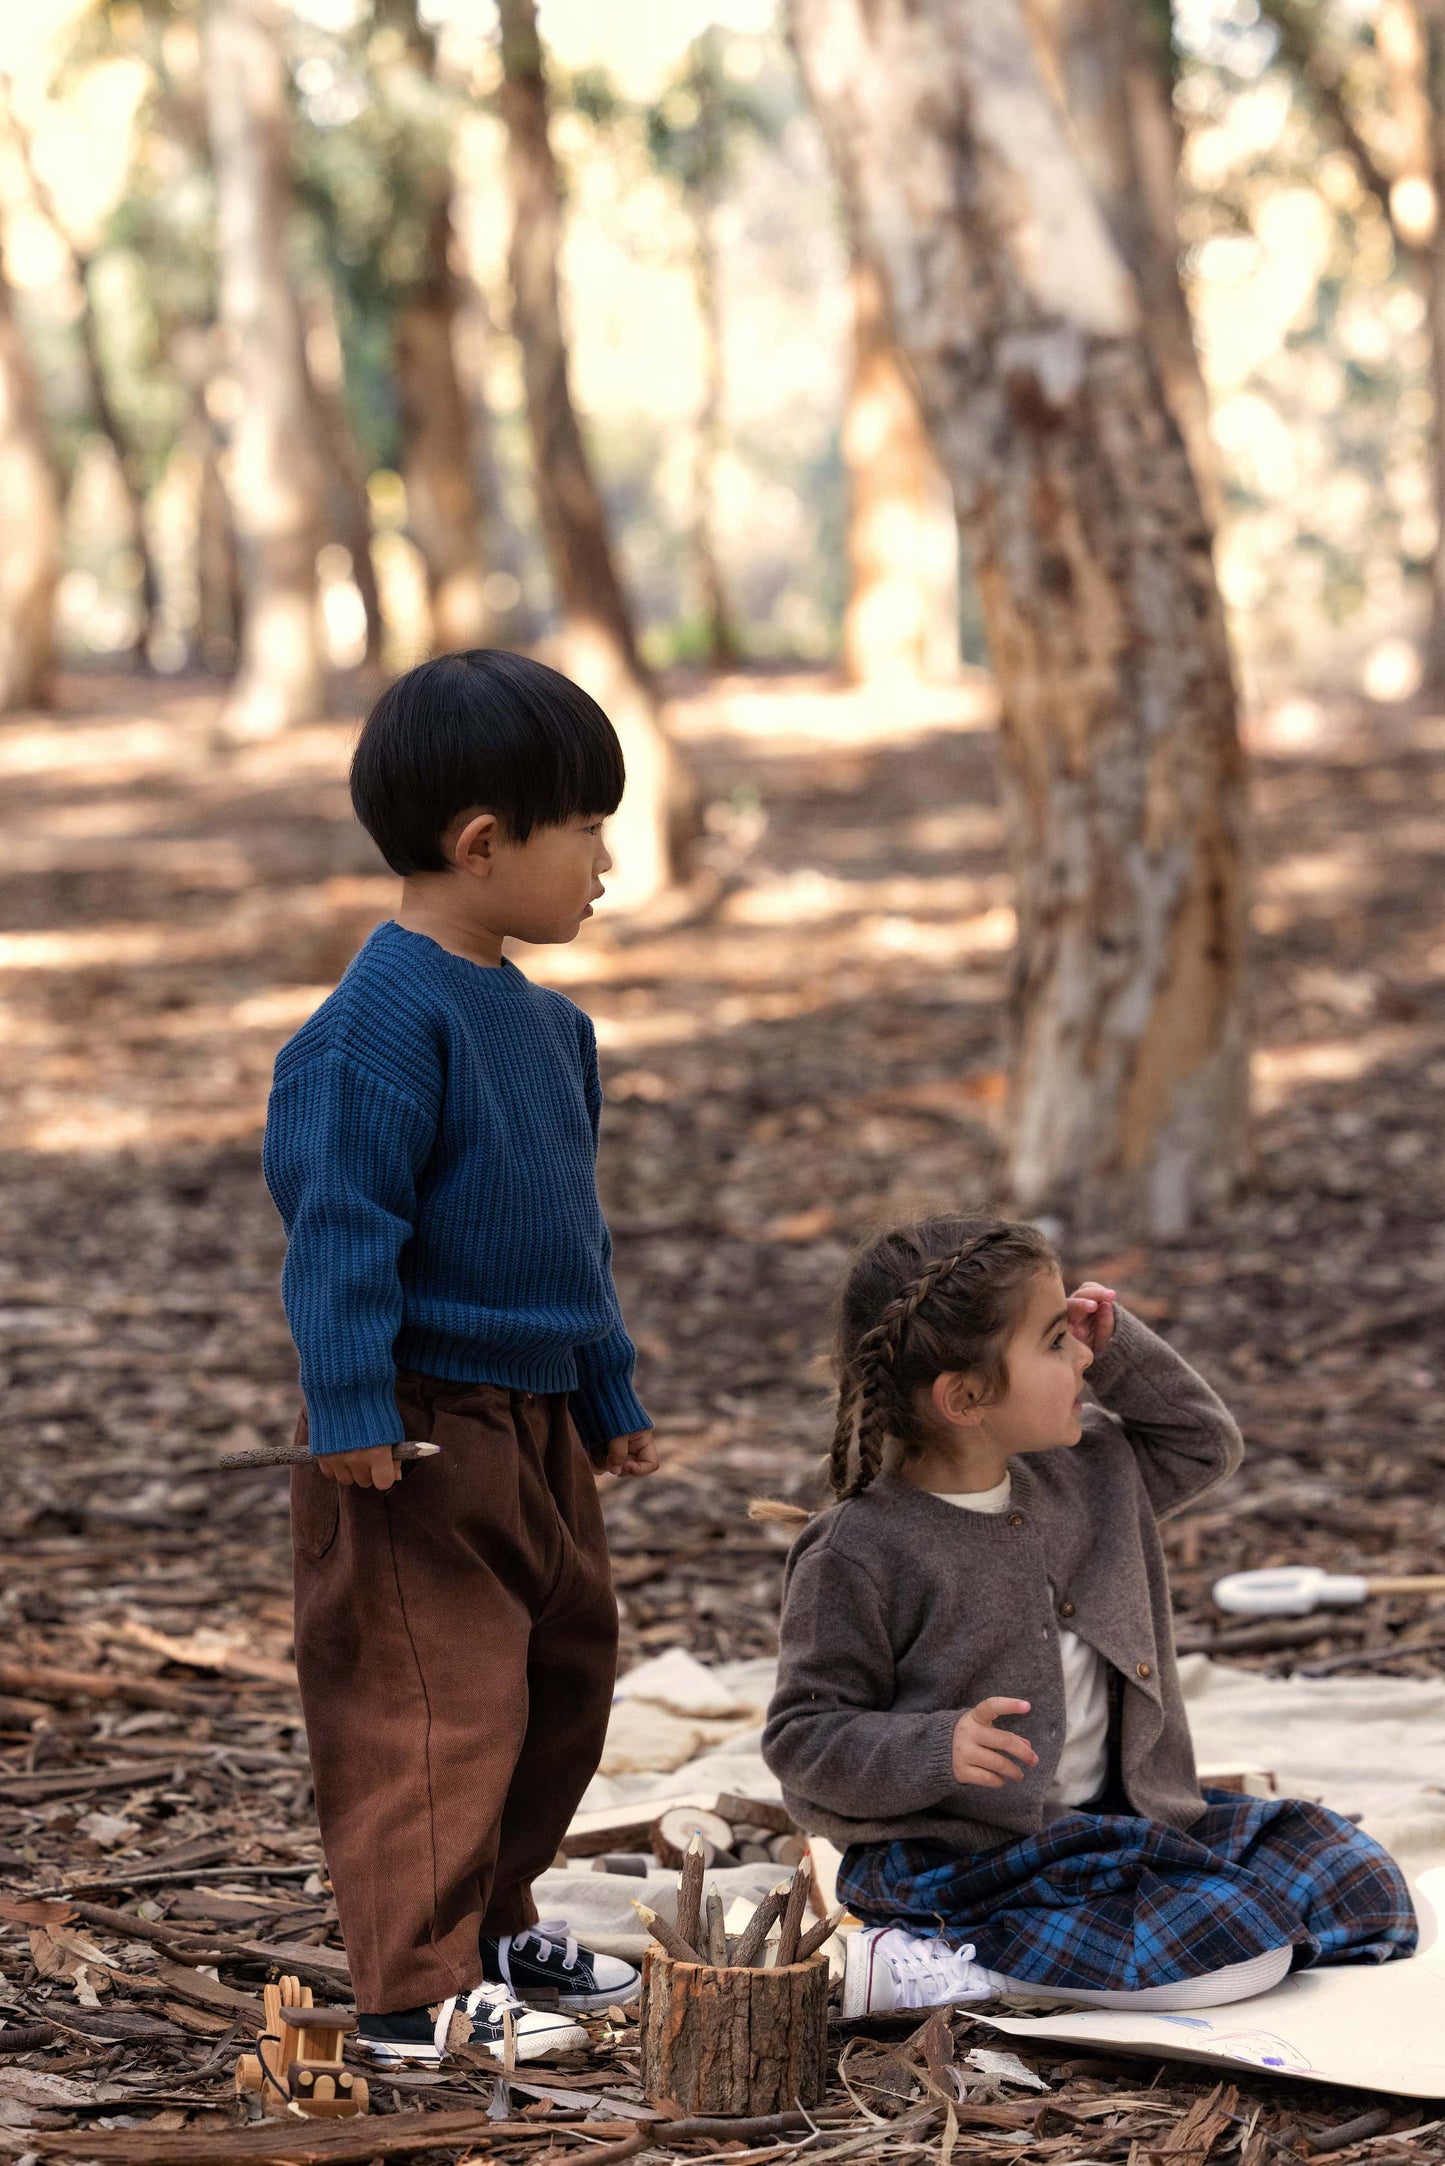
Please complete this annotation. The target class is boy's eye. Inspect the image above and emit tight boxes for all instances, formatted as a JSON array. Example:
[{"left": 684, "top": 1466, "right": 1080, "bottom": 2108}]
[{"left": 1050, "top": 1330, "right": 1068, "bottom": 1350}]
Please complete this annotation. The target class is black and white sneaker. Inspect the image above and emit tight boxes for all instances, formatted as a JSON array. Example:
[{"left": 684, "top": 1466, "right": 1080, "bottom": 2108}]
[
  {"left": 356, "top": 1980, "right": 588, "bottom": 2067},
  {"left": 481, "top": 1916, "right": 641, "bottom": 2013}
]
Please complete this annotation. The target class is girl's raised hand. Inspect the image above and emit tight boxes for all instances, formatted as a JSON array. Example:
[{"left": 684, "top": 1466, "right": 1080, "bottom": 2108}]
[
  {"left": 951, "top": 1697, "right": 1039, "bottom": 1788},
  {"left": 1066, "top": 1280, "right": 1117, "bottom": 1354}
]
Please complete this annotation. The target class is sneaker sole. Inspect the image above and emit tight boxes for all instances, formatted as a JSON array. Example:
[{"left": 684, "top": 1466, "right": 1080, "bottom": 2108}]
[
  {"left": 356, "top": 2040, "right": 445, "bottom": 2068},
  {"left": 518, "top": 1980, "right": 640, "bottom": 2014}
]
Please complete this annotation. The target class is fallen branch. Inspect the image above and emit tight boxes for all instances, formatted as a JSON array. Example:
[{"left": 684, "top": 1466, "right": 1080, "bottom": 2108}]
[
  {"left": 0, "top": 1659, "right": 212, "bottom": 1714},
  {"left": 8, "top": 2108, "right": 644, "bottom": 2163}
]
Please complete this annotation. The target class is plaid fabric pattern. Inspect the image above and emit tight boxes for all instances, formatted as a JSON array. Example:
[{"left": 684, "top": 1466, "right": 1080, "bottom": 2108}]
[{"left": 837, "top": 1790, "right": 1416, "bottom": 1994}]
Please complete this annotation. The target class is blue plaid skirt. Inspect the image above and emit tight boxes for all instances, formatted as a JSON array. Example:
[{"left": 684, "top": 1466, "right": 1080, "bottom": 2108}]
[{"left": 837, "top": 1791, "right": 1416, "bottom": 1994}]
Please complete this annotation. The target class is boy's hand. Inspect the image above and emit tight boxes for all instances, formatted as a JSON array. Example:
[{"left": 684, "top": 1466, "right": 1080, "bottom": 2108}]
[
  {"left": 1066, "top": 1280, "right": 1117, "bottom": 1355},
  {"left": 314, "top": 1444, "right": 402, "bottom": 1490},
  {"left": 597, "top": 1430, "right": 659, "bottom": 1478},
  {"left": 952, "top": 1697, "right": 1039, "bottom": 1787}
]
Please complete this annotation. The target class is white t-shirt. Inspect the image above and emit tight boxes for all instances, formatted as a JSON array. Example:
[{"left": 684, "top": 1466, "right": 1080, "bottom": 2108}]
[{"left": 935, "top": 1473, "right": 1110, "bottom": 1808}]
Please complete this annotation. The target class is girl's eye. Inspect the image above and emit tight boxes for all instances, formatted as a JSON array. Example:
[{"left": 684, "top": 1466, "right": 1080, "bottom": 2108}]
[{"left": 1051, "top": 1331, "right": 1068, "bottom": 1350}]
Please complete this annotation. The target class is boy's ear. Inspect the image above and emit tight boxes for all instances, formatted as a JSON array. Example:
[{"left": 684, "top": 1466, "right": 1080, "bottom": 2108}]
[
  {"left": 932, "top": 1371, "right": 984, "bottom": 1428},
  {"left": 448, "top": 810, "right": 501, "bottom": 877}
]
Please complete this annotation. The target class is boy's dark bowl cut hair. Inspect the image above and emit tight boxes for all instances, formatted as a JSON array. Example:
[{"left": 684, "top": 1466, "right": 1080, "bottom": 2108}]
[
  {"left": 829, "top": 1214, "right": 1058, "bottom": 1502},
  {"left": 349, "top": 648, "right": 626, "bottom": 876}
]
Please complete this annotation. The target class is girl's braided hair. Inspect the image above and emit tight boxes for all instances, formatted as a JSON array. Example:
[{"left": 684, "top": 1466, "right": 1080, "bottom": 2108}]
[{"left": 828, "top": 1214, "right": 1058, "bottom": 1501}]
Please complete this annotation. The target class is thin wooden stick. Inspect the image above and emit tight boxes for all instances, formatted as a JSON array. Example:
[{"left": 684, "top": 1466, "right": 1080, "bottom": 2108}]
[
  {"left": 731, "top": 1882, "right": 787, "bottom": 1968},
  {"left": 774, "top": 1862, "right": 810, "bottom": 1966},
  {"left": 794, "top": 1905, "right": 846, "bottom": 1962},
  {"left": 630, "top": 1899, "right": 704, "bottom": 1965},
  {"left": 676, "top": 1829, "right": 705, "bottom": 1953},
  {"left": 705, "top": 1885, "right": 727, "bottom": 1966},
  {"left": 216, "top": 1441, "right": 440, "bottom": 1470}
]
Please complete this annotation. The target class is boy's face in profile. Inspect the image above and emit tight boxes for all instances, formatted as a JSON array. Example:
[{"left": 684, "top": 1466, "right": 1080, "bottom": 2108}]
[{"left": 452, "top": 809, "right": 613, "bottom": 946}]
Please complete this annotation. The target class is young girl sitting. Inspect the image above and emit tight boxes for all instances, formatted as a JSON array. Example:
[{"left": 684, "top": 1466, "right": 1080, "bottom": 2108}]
[{"left": 762, "top": 1216, "right": 1416, "bottom": 2017}]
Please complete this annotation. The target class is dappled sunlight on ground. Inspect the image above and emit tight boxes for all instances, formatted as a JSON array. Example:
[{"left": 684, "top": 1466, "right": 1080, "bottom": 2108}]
[{"left": 2, "top": 666, "right": 1445, "bottom": 1687}]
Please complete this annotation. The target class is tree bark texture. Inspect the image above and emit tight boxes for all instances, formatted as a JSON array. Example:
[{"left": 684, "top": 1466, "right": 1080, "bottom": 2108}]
[
  {"left": 789, "top": 0, "right": 1249, "bottom": 1235},
  {"left": 0, "top": 245, "right": 59, "bottom": 712},
  {"left": 1028, "top": 0, "right": 1221, "bottom": 529},
  {"left": 639, "top": 1949, "right": 827, "bottom": 2116},
  {"left": 497, "top": 0, "right": 690, "bottom": 904},
  {"left": 203, "top": 0, "right": 327, "bottom": 735},
  {"left": 843, "top": 249, "right": 959, "bottom": 685}
]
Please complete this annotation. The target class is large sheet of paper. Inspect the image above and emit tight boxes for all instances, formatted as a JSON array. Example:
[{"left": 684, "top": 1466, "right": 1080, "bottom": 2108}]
[{"left": 978, "top": 1869, "right": 1445, "bottom": 2098}]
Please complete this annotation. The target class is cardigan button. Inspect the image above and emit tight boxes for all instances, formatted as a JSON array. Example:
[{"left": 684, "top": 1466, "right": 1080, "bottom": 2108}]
[
  {"left": 1058, "top": 1599, "right": 1076, "bottom": 1618},
  {"left": 1007, "top": 1512, "right": 1025, "bottom": 1528},
  {"left": 1136, "top": 1661, "right": 1153, "bottom": 1680}
]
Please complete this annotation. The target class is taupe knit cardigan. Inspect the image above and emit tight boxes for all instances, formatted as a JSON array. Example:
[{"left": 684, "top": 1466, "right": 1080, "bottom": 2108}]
[{"left": 762, "top": 1308, "right": 1243, "bottom": 1852}]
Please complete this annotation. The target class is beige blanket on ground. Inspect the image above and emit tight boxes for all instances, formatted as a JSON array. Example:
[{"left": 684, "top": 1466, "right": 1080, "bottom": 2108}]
[{"left": 535, "top": 1647, "right": 1445, "bottom": 2094}]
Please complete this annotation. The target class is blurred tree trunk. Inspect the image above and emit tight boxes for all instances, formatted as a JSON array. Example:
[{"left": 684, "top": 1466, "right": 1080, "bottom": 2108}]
[
  {"left": 396, "top": 194, "right": 495, "bottom": 652},
  {"left": 1260, "top": 0, "right": 1445, "bottom": 684},
  {"left": 497, "top": 0, "right": 690, "bottom": 904},
  {"left": 0, "top": 243, "right": 59, "bottom": 711},
  {"left": 378, "top": 0, "right": 496, "bottom": 655},
  {"left": 172, "top": 320, "right": 243, "bottom": 673},
  {"left": 789, "top": 0, "right": 1248, "bottom": 1236},
  {"left": 690, "top": 55, "right": 740, "bottom": 669},
  {"left": 842, "top": 246, "right": 959, "bottom": 685},
  {"left": 1, "top": 108, "right": 160, "bottom": 664},
  {"left": 202, "top": 0, "right": 327, "bottom": 735},
  {"left": 1421, "top": 5, "right": 1445, "bottom": 692},
  {"left": 1030, "top": 0, "right": 1221, "bottom": 529},
  {"left": 301, "top": 286, "right": 384, "bottom": 669},
  {"left": 454, "top": 280, "right": 536, "bottom": 639}
]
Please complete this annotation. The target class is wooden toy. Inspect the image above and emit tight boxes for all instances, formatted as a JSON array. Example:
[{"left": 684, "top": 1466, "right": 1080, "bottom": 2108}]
[{"left": 234, "top": 1976, "right": 369, "bottom": 2119}]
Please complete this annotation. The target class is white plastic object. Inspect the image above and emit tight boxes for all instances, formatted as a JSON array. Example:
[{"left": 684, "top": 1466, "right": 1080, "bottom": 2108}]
[{"left": 1211, "top": 1566, "right": 1370, "bottom": 1618}]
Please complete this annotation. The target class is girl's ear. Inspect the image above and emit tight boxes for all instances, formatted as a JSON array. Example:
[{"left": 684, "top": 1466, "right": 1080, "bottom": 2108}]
[
  {"left": 449, "top": 810, "right": 500, "bottom": 876},
  {"left": 932, "top": 1370, "right": 984, "bottom": 1428}
]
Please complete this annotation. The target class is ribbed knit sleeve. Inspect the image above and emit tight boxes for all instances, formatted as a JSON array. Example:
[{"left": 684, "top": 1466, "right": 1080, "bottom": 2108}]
[
  {"left": 765, "top": 1544, "right": 968, "bottom": 1819},
  {"left": 568, "top": 1017, "right": 651, "bottom": 1455},
  {"left": 263, "top": 1053, "right": 439, "bottom": 1455}
]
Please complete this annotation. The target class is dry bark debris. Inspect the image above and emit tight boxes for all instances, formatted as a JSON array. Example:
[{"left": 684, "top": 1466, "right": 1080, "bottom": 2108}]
[{"left": 1, "top": 675, "right": 1445, "bottom": 2156}]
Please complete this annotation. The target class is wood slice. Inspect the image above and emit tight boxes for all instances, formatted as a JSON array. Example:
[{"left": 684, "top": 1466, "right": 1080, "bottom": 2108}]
[
  {"left": 639, "top": 1947, "right": 828, "bottom": 2116},
  {"left": 651, "top": 1806, "right": 735, "bottom": 1869}
]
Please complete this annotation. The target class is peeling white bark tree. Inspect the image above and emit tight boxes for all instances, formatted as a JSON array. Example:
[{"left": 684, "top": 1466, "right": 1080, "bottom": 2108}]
[
  {"left": 790, "top": 0, "right": 1248, "bottom": 1234},
  {"left": 203, "top": 0, "right": 327, "bottom": 736},
  {"left": 0, "top": 245, "right": 58, "bottom": 712}
]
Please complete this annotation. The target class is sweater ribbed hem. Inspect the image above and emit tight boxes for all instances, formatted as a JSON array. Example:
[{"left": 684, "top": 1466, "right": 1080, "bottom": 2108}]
[
  {"left": 304, "top": 1380, "right": 408, "bottom": 1458},
  {"left": 393, "top": 1328, "right": 585, "bottom": 1398},
  {"left": 569, "top": 1371, "right": 653, "bottom": 1456}
]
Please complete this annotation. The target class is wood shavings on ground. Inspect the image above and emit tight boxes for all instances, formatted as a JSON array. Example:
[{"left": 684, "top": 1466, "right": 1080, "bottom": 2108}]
[{"left": 2, "top": 672, "right": 1445, "bottom": 2155}]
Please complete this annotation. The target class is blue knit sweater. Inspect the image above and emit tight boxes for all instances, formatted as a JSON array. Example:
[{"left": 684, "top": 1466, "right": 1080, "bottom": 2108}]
[{"left": 262, "top": 920, "right": 650, "bottom": 1457}]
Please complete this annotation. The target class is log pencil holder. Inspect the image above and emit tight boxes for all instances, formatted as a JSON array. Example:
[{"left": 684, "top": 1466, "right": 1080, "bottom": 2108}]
[{"left": 639, "top": 1946, "right": 828, "bottom": 2116}]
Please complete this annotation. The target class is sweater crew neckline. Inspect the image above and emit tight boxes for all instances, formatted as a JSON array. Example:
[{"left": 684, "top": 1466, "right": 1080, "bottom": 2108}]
[{"left": 381, "top": 919, "right": 523, "bottom": 979}]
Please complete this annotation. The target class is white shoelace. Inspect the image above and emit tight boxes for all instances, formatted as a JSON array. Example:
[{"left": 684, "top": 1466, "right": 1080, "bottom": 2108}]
[
  {"left": 882, "top": 1933, "right": 984, "bottom": 2009},
  {"left": 431, "top": 1980, "right": 523, "bottom": 2057},
  {"left": 501, "top": 1916, "right": 579, "bottom": 1982}
]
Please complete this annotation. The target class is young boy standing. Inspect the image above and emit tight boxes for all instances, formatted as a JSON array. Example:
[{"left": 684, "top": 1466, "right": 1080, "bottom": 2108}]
[{"left": 263, "top": 650, "right": 658, "bottom": 2066}]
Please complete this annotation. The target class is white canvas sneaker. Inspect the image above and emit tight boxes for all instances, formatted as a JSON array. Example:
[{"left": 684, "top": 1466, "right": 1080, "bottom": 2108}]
[{"left": 842, "top": 1925, "right": 994, "bottom": 2017}]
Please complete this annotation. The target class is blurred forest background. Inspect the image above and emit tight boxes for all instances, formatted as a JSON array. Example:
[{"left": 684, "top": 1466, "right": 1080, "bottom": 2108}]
[{"left": 3, "top": 0, "right": 1445, "bottom": 1795}]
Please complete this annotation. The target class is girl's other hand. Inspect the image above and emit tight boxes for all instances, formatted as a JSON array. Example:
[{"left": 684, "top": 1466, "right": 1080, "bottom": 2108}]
[
  {"left": 951, "top": 1697, "right": 1039, "bottom": 1787},
  {"left": 1066, "top": 1280, "right": 1117, "bottom": 1354}
]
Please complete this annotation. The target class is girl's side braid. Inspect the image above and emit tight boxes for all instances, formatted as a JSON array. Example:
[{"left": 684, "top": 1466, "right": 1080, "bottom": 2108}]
[
  {"left": 841, "top": 1233, "right": 1005, "bottom": 1498},
  {"left": 828, "top": 1368, "right": 863, "bottom": 1500}
]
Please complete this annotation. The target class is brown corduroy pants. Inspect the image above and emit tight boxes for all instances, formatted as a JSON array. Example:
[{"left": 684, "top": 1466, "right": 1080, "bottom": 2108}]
[{"left": 289, "top": 1375, "right": 618, "bottom": 2014}]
